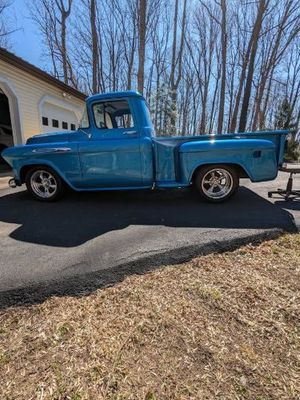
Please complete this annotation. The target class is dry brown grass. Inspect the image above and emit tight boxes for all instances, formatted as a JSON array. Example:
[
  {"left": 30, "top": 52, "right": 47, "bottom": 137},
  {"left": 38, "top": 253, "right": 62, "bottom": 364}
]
[{"left": 0, "top": 234, "right": 300, "bottom": 400}]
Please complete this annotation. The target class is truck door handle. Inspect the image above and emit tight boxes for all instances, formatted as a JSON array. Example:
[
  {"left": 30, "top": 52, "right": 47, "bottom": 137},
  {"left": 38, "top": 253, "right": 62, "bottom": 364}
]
[{"left": 123, "top": 130, "right": 137, "bottom": 136}]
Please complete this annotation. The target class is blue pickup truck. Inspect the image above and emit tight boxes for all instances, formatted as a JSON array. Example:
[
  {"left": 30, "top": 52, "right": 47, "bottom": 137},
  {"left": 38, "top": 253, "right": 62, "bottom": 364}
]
[{"left": 2, "top": 90, "right": 287, "bottom": 203}]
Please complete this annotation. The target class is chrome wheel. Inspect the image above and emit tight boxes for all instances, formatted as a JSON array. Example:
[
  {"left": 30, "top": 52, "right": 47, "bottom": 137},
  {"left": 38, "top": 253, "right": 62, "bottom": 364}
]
[
  {"left": 201, "top": 168, "right": 233, "bottom": 200},
  {"left": 30, "top": 170, "right": 58, "bottom": 199}
]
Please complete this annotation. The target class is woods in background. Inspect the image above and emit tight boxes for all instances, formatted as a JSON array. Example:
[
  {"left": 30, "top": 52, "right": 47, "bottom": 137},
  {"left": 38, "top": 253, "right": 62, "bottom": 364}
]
[
  {"left": 4, "top": 0, "right": 300, "bottom": 138},
  {"left": 0, "top": 1, "right": 15, "bottom": 47}
]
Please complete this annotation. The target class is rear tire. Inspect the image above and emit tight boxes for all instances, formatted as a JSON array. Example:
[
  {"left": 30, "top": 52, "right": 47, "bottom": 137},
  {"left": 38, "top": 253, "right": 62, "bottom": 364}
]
[
  {"left": 25, "top": 166, "right": 65, "bottom": 202},
  {"left": 194, "top": 164, "right": 239, "bottom": 203}
]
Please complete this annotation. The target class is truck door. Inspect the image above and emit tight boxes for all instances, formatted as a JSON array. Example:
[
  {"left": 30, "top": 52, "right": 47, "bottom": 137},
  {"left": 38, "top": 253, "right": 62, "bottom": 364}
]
[{"left": 78, "top": 98, "right": 143, "bottom": 188}]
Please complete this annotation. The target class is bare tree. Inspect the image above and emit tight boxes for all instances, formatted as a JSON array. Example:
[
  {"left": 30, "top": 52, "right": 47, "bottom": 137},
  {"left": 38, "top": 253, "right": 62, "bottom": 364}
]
[
  {"left": 56, "top": 0, "right": 72, "bottom": 83},
  {"left": 169, "top": 0, "right": 187, "bottom": 133},
  {"left": 115, "top": 0, "right": 138, "bottom": 90},
  {"left": 0, "top": 0, "right": 15, "bottom": 47},
  {"left": 228, "top": 5, "right": 254, "bottom": 132},
  {"left": 147, "top": 4, "right": 170, "bottom": 133},
  {"left": 30, "top": 0, "right": 74, "bottom": 85},
  {"left": 137, "top": 0, "right": 146, "bottom": 94},
  {"left": 238, "top": 0, "right": 269, "bottom": 132},
  {"left": 282, "top": 40, "right": 300, "bottom": 130},
  {"left": 218, "top": 0, "right": 227, "bottom": 133},
  {"left": 202, "top": 0, "right": 228, "bottom": 133},
  {"left": 27, "top": 0, "right": 300, "bottom": 137},
  {"left": 186, "top": 3, "right": 218, "bottom": 134},
  {"left": 252, "top": 0, "right": 300, "bottom": 130},
  {"left": 90, "top": 0, "right": 99, "bottom": 93}
]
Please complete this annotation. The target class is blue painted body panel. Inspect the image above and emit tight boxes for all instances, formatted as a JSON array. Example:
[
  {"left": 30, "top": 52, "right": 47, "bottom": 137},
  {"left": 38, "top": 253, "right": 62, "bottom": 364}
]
[
  {"left": 179, "top": 139, "right": 277, "bottom": 182},
  {"left": 1, "top": 90, "right": 288, "bottom": 191}
]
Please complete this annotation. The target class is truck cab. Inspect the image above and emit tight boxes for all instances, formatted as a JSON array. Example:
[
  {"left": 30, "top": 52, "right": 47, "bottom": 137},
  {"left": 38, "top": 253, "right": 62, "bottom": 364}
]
[{"left": 2, "top": 90, "right": 288, "bottom": 203}]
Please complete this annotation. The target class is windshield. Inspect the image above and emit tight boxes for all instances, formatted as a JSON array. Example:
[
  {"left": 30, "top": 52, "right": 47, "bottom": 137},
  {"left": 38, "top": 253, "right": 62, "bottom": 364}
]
[
  {"left": 80, "top": 105, "right": 89, "bottom": 128},
  {"left": 143, "top": 100, "right": 155, "bottom": 137}
]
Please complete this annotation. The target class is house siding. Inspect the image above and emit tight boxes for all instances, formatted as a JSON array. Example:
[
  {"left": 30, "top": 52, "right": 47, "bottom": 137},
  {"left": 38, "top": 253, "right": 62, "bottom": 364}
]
[{"left": 0, "top": 59, "right": 85, "bottom": 142}]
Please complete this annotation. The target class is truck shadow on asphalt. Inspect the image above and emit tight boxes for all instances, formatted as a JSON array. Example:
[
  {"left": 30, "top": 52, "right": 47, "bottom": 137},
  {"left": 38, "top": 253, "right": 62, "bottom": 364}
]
[
  {"left": 0, "top": 186, "right": 297, "bottom": 247},
  {"left": 0, "top": 186, "right": 298, "bottom": 309}
]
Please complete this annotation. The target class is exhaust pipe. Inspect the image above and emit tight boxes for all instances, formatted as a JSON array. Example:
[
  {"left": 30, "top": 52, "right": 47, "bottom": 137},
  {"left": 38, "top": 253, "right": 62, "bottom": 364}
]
[{"left": 8, "top": 178, "right": 17, "bottom": 188}]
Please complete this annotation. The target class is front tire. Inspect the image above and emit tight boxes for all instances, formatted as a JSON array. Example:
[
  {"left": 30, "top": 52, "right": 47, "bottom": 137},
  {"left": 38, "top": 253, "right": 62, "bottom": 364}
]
[
  {"left": 194, "top": 165, "right": 239, "bottom": 203},
  {"left": 25, "top": 166, "right": 65, "bottom": 202}
]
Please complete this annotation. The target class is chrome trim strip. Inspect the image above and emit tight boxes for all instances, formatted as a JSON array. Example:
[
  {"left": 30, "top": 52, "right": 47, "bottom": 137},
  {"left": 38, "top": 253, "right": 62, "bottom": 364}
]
[{"left": 32, "top": 148, "right": 72, "bottom": 154}]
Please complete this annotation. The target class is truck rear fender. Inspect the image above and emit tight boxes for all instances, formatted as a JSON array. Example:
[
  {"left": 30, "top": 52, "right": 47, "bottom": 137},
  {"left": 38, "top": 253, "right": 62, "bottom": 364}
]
[
  {"left": 191, "top": 163, "right": 249, "bottom": 183},
  {"left": 178, "top": 138, "right": 277, "bottom": 183}
]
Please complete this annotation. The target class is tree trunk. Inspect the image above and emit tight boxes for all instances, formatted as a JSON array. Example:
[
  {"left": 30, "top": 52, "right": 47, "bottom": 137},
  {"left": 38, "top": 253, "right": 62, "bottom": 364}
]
[
  {"left": 55, "top": 0, "right": 72, "bottom": 84},
  {"left": 137, "top": 0, "right": 147, "bottom": 94},
  {"left": 61, "top": 13, "right": 68, "bottom": 83},
  {"left": 217, "top": 0, "right": 227, "bottom": 133},
  {"left": 238, "top": 0, "right": 267, "bottom": 132},
  {"left": 169, "top": 0, "right": 187, "bottom": 134},
  {"left": 90, "top": 0, "right": 99, "bottom": 94}
]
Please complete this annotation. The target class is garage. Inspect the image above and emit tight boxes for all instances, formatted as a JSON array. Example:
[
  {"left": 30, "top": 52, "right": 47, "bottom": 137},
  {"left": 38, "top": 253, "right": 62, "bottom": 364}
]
[
  {"left": 0, "top": 47, "right": 86, "bottom": 171},
  {"left": 40, "top": 100, "right": 78, "bottom": 134},
  {"left": 0, "top": 89, "right": 13, "bottom": 170}
]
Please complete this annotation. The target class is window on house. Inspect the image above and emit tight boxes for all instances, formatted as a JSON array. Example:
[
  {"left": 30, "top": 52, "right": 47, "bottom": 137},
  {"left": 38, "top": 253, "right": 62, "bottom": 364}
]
[
  {"left": 52, "top": 119, "right": 59, "bottom": 128},
  {"left": 71, "top": 123, "right": 76, "bottom": 131},
  {"left": 62, "top": 121, "right": 68, "bottom": 130},
  {"left": 42, "top": 117, "right": 48, "bottom": 126}
]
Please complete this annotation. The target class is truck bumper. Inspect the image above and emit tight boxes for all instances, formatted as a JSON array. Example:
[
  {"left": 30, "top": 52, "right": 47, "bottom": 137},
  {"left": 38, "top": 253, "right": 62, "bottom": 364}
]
[{"left": 8, "top": 178, "right": 22, "bottom": 188}]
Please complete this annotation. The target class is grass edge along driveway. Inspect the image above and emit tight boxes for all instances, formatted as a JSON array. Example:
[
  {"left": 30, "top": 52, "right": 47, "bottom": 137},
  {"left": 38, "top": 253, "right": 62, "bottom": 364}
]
[{"left": 0, "top": 234, "right": 299, "bottom": 400}]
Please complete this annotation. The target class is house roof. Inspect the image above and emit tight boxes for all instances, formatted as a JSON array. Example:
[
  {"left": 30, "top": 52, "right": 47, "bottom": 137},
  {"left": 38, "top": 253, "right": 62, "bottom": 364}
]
[{"left": 0, "top": 47, "right": 86, "bottom": 101}]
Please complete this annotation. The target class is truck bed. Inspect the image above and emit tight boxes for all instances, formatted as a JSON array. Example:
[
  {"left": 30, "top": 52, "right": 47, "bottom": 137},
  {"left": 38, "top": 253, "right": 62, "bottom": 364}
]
[{"left": 153, "top": 130, "right": 287, "bottom": 185}]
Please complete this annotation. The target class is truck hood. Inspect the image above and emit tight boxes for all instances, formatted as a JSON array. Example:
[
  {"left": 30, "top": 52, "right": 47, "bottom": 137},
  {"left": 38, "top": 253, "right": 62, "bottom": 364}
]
[{"left": 26, "top": 131, "right": 74, "bottom": 144}]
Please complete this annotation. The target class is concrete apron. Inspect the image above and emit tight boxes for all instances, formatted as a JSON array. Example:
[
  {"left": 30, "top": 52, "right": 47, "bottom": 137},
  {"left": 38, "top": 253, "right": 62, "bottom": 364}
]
[
  {"left": 0, "top": 169, "right": 13, "bottom": 189},
  {"left": 0, "top": 176, "right": 10, "bottom": 190}
]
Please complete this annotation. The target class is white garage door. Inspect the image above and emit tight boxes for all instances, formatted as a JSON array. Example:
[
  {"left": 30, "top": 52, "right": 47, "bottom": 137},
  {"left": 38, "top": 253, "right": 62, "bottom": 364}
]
[{"left": 41, "top": 102, "right": 79, "bottom": 133}]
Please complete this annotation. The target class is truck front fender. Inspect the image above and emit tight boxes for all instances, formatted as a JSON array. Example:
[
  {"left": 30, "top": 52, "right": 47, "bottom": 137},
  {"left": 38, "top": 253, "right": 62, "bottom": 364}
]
[
  {"left": 17, "top": 159, "right": 78, "bottom": 190},
  {"left": 4, "top": 143, "right": 81, "bottom": 189}
]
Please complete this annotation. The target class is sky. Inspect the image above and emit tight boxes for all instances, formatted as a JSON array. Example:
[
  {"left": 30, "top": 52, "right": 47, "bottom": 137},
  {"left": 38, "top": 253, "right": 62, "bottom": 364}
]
[{"left": 9, "top": 0, "right": 44, "bottom": 67}]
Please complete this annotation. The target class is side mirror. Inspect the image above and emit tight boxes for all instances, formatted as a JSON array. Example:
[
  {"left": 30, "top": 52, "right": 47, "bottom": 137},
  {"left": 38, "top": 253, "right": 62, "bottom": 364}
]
[{"left": 79, "top": 128, "right": 92, "bottom": 139}]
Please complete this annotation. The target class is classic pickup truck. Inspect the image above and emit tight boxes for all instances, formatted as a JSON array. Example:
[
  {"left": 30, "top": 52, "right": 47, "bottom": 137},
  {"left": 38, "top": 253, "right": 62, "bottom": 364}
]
[{"left": 2, "top": 90, "right": 287, "bottom": 202}]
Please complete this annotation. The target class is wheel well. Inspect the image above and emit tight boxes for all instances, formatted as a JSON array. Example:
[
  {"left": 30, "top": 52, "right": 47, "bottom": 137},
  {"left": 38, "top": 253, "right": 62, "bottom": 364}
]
[
  {"left": 20, "top": 164, "right": 68, "bottom": 185},
  {"left": 20, "top": 165, "right": 73, "bottom": 193},
  {"left": 20, "top": 165, "right": 41, "bottom": 183},
  {"left": 192, "top": 163, "right": 249, "bottom": 182}
]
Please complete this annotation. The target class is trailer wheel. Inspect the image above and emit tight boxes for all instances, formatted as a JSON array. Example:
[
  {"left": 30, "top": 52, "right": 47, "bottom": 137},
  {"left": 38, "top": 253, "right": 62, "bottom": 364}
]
[{"left": 194, "top": 165, "right": 239, "bottom": 203}]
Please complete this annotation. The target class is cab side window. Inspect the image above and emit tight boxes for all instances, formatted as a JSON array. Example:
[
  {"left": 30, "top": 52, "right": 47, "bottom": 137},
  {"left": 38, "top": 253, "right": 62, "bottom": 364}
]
[{"left": 93, "top": 100, "right": 134, "bottom": 130}]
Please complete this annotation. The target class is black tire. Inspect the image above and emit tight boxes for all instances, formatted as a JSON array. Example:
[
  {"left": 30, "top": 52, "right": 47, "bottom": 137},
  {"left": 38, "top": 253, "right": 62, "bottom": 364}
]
[
  {"left": 194, "top": 164, "right": 239, "bottom": 203},
  {"left": 25, "top": 166, "right": 65, "bottom": 202}
]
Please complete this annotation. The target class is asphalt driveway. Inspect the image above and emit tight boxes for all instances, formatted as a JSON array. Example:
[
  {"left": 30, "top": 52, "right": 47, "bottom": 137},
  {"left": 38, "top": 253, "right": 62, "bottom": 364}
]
[{"left": 0, "top": 172, "right": 299, "bottom": 307}]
